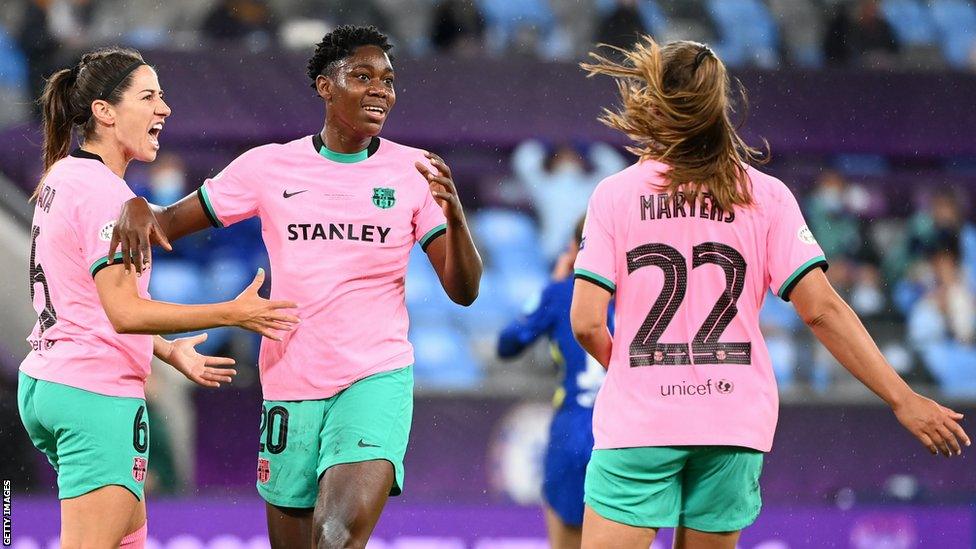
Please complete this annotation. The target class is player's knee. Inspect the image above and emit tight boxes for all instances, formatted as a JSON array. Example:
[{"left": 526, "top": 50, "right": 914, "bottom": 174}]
[
  {"left": 315, "top": 523, "right": 368, "bottom": 549},
  {"left": 314, "top": 510, "right": 368, "bottom": 549}
]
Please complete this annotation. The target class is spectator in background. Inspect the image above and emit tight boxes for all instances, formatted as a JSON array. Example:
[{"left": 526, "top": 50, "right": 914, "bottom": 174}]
[
  {"left": 804, "top": 170, "right": 883, "bottom": 311},
  {"left": 202, "top": 0, "right": 277, "bottom": 48},
  {"left": 319, "top": 0, "right": 390, "bottom": 35},
  {"left": 908, "top": 235, "right": 976, "bottom": 397},
  {"left": 431, "top": 0, "right": 485, "bottom": 56},
  {"left": 891, "top": 188, "right": 976, "bottom": 314},
  {"left": 545, "top": 0, "right": 598, "bottom": 61},
  {"left": 804, "top": 170, "right": 885, "bottom": 389},
  {"left": 907, "top": 188, "right": 976, "bottom": 286},
  {"left": 18, "top": 0, "right": 95, "bottom": 108},
  {"left": 805, "top": 170, "right": 869, "bottom": 259},
  {"left": 595, "top": 0, "right": 648, "bottom": 51},
  {"left": 148, "top": 153, "right": 188, "bottom": 207},
  {"left": 512, "top": 139, "right": 626, "bottom": 263},
  {"left": 824, "top": 0, "right": 899, "bottom": 68}
]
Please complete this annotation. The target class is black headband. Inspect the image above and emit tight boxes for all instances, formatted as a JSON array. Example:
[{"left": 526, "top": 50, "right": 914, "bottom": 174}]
[
  {"left": 97, "top": 60, "right": 145, "bottom": 100},
  {"left": 692, "top": 47, "right": 713, "bottom": 71}
]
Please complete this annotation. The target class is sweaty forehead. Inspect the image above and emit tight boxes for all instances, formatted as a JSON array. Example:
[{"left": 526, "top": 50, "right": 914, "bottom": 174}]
[{"left": 336, "top": 46, "right": 393, "bottom": 72}]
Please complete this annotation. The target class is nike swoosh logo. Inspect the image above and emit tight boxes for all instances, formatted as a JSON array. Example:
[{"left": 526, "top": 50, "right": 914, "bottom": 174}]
[
  {"left": 357, "top": 438, "right": 380, "bottom": 448},
  {"left": 283, "top": 189, "right": 308, "bottom": 198}
]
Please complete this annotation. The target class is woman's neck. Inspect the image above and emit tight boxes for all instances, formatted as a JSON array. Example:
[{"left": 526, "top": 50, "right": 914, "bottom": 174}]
[
  {"left": 320, "top": 125, "right": 371, "bottom": 154},
  {"left": 80, "top": 140, "right": 129, "bottom": 179}
]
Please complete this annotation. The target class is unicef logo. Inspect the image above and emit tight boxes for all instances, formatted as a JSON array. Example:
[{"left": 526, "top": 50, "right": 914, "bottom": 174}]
[{"left": 716, "top": 379, "right": 734, "bottom": 394}]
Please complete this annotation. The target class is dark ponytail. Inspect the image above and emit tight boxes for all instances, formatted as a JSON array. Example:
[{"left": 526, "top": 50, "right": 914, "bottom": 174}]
[
  {"left": 38, "top": 68, "right": 78, "bottom": 183},
  {"left": 32, "top": 47, "right": 146, "bottom": 201}
]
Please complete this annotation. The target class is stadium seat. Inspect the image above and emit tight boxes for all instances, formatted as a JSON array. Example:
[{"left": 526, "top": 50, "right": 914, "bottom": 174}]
[
  {"left": 880, "top": 0, "right": 939, "bottom": 46},
  {"left": 706, "top": 0, "right": 780, "bottom": 68},
  {"left": 0, "top": 27, "right": 26, "bottom": 90},
  {"left": 0, "top": 26, "right": 28, "bottom": 126},
  {"left": 453, "top": 269, "right": 518, "bottom": 334},
  {"left": 931, "top": 0, "right": 976, "bottom": 68},
  {"left": 406, "top": 246, "right": 458, "bottom": 323},
  {"left": 411, "top": 322, "right": 483, "bottom": 389},
  {"left": 471, "top": 208, "right": 547, "bottom": 274},
  {"left": 475, "top": 0, "right": 556, "bottom": 54}
]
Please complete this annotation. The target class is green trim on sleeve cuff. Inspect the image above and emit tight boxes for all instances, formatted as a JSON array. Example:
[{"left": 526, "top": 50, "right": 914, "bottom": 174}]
[
  {"left": 777, "top": 255, "right": 828, "bottom": 301},
  {"left": 197, "top": 186, "right": 223, "bottom": 228},
  {"left": 419, "top": 223, "right": 447, "bottom": 251},
  {"left": 574, "top": 268, "right": 616, "bottom": 293},
  {"left": 90, "top": 252, "right": 126, "bottom": 278}
]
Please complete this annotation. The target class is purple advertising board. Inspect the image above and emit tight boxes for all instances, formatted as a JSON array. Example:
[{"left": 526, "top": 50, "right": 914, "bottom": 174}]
[{"left": 9, "top": 498, "right": 974, "bottom": 548}]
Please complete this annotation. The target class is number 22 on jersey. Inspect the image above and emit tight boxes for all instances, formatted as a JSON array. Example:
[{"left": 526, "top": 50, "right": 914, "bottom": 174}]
[{"left": 628, "top": 241, "right": 751, "bottom": 367}]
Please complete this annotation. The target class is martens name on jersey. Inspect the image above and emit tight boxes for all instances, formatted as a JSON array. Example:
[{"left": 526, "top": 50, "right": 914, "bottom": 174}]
[
  {"left": 639, "top": 191, "right": 734, "bottom": 223},
  {"left": 287, "top": 223, "right": 392, "bottom": 243}
]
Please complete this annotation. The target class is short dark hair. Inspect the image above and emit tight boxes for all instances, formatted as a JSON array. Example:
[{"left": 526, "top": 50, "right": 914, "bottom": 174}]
[{"left": 306, "top": 25, "right": 393, "bottom": 88}]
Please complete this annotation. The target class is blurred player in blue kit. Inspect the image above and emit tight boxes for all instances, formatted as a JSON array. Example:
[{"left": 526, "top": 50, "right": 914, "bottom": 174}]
[{"left": 497, "top": 218, "right": 612, "bottom": 549}]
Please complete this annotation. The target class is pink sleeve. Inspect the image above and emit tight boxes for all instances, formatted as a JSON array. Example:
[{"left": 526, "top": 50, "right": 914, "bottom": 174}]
[
  {"left": 414, "top": 156, "right": 448, "bottom": 251},
  {"left": 574, "top": 183, "right": 617, "bottom": 293},
  {"left": 766, "top": 181, "right": 827, "bottom": 301},
  {"left": 77, "top": 183, "right": 135, "bottom": 277},
  {"left": 198, "top": 151, "right": 260, "bottom": 228}
]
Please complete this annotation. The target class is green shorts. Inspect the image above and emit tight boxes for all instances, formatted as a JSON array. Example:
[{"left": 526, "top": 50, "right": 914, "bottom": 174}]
[
  {"left": 257, "top": 366, "right": 414, "bottom": 508},
  {"left": 584, "top": 446, "right": 763, "bottom": 532},
  {"left": 17, "top": 372, "right": 150, "bottom": 501}
]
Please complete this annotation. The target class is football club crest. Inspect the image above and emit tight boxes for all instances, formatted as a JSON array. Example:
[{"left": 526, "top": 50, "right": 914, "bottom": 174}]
[
  {"left": 132, "top": 457, "right": 147, "bottom": 483},
  {"left": 372, "top": 187, "right": 396, "bottom": 209},
  {"left": 258, "top": 458, "right": 271, "bottom": 484}
]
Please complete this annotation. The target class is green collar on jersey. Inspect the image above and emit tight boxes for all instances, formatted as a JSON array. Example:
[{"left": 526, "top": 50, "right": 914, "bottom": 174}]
[{"left": 312, "top": 133, "right": 380, "bottom": 163}]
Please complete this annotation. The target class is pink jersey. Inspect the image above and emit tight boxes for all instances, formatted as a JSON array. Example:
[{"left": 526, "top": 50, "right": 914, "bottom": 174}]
[
  {"left": 199, "top": 136, "right": 447, "bottom": 400},
  {"left": 574, "top": 160, "right": 826, "bottom": 452},
  {"left": 20, "top": 151, "right": 153, "bottom": 399}
]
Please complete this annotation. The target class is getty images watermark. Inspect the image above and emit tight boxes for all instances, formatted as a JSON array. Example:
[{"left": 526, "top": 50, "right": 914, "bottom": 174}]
[{"left": 3, "top": 479, "right": 10, "bottom": 546}]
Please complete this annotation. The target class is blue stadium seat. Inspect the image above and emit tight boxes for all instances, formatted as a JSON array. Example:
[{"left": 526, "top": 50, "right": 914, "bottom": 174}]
[
  {"left": 471, "top": 208, "right": 546, "bottom": 274},
  {"left": 406, "top": 246, "right": 457, "bottom": 323},
  {"left": 931, "top": 0, "right": 976, "bottom": 67},
  {"left": 880, "top": 0, "right": 939, "bottom": 46},
  {"left": 476, "top": 0, "right": 555, "bottom": 54},
  {"left": 0, "top": 26, "right": 27, "bottom": 90},
  {"left": 453, "top": 269, "right": 518, "bottom": 334},
  {"left": 706, "top": 0, "right": 780, "bottom": 68},
  {"left": 497, "top": 266, "right": 549, "bottom": 315},
  {"left": 410, "top": 323, "right": 483, "bottom": 389}
]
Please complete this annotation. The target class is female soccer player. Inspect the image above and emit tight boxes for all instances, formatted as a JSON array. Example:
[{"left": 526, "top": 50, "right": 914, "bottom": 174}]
[
  {"left": 498, "top": 218, "right": 610, "bottom": 549},
  {"left": 107, "top": 26, "right": 482, "bottom": 547},
  {"left": 570, "top": 37, "right": 970, "bottom": 549},
  {"left": 20, "top": 47, "right": 299, "bottom": 548}
]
